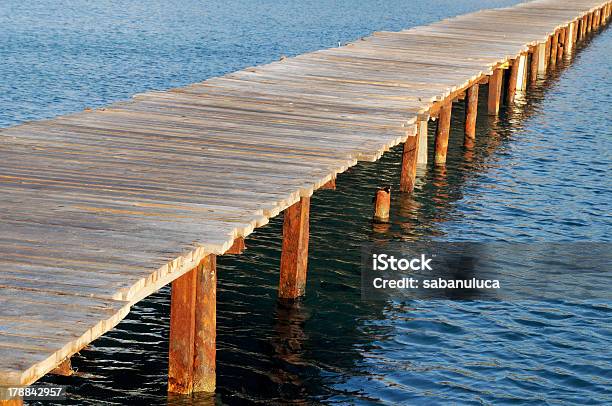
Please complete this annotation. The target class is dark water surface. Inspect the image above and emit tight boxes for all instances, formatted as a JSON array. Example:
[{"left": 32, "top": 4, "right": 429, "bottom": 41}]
[{"left": 2, "top": 0, "right": 611, "bottom": 405}]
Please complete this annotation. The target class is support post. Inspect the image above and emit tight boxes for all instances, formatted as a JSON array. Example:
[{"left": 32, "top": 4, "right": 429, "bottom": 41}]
[
  {"left": 566, "top": 22, "right": 575, "bottom": 55},
  {"left": 373, "top": 187, "right": 391, "bottom": 223},
  {"left": 464, "top": 84, "right": 478, "bottom": 147},
  {"left": 434, "top": 101, "right": 452, "bottom": 165},
  {"left": 399, "top": 133, "right": 419, "bottom": 193},
  {"left": 487, "top": 68, "right": 503, "bottom": 115},
  {"left": 168, "top": 255, "right": 217, "bottom": 394},
  {"left": 529, "top": 46, "right": 539, "bottom": 84},
  {"left": 516, "top": 53, "right": 528, "bottom": 91},
  {"left": 537, "top": 42, "right": 547, "bottom": 74},
  {"left": 416, "top": 119, "right": 428, "bottom": 165},
  {"left": 550, "top": 31, "right": 559, "bottom": 67},
  {"left": 506, "top": 59, "right": 519, "bottom": 104},
  {"left": 557, "top": 27, "right": 566, "bottom": 63},
  {"left": 51, "top": 358, "right": 73, "bottom": 376},
  {"left": 279, "top": 197, "right": 310, "bottom": 299}
]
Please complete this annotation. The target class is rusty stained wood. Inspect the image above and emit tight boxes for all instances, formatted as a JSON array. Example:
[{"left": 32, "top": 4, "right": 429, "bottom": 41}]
[
  {"left": 506, "top": 59, "right": 520, "bottom": 104},
  {"left": 434, "top": 101, "right": 453, "bottom": 165},
  {"left": 464, "top": 84, "right": 479, "bottom": 147},
  {"left": 50, "top": 358, "right": 73, "bottom": 376},
  {"left": 529, "top": 45, "right": 540, "bottom": 83},
  {"left": 279, "top": 197, "right": 310, "bottom": 299},
  {"left": 225, "top": 237, "right": 246, "bottom": 255},
  {"left": 416, "top": 119, "right": 428, "bottom": 165},
  {"left": 168, "top": 255, "right": 216, "bottom": 394},
  {"left": 399, "top": 134, "right": 419, "bottom": 193},
  {"left": 487, "top": 68, "right": 503, "bottom": 115},
  {"left": 372, "top": 187, "right": 391, "bottom": 223}
]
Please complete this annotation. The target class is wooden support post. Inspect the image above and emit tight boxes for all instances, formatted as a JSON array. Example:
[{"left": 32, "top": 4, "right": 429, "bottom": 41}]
[
  {"left": 550, "top": 31, "right": 559, "bottom": 67},
  {"left": 51, "top": 358, "right": 74, "bottom": 376},
  {"left": 464, "top": 84, "right": 478, "bottom": 147},
  {"left": 320, "top": 178, "right": 336, "bottom": 190},
  {"left": 588, "top": 12, "right": 593, "bottom": 33},
  {"left": 557, "top": 28, "right": 566, "bottom": 63},
  {"left": 487, "top": 68, "right": 503, "bottom": 115},
  {"left": 373, "top": 187, "right": 391, "bottom": 223},
  {"left": 516, "top": 53, "right": 528, "bottom": 91},
  {"left": 529, "top": 46, "right": 539, "bottom": 84},
  {"left": 399, "top": 134, "right": 419, "bottom": 193},
  {"left": 506, "top": 60, "right": 519, "bottom": 105},
  {"left": 225, "top": 237, "right": 245, "bottom": 254},
  {"left": 566, "top": 22, "right": 575, "bottom": 55},
  {"left": 537, "top": 42, "right": 547, "bottom": 74},
  {"left": 434, "top": 101, "right": 452, "bottom": 165},
  {"left": 168, "top": 255, "right": 216, "bottom": 394},
  {"left": 279, "top": 197, "right": 310, "bottom": 299},
  {"left": 583, "top": 15, "right": 588, "bottom": 37},
  {"left": 416, "top": 119, "right": 428, "bottom": 165}
]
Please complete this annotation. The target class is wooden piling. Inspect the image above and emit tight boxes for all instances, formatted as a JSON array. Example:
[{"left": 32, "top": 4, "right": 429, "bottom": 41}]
[
  {"left": 51, "top": 358, "right": 73, "bottom": 376},
  {"left": 566, "top": 22, "right": 575, "bottom": 54},
  {"left": 399, "top": 134, "right": 419, "bottom": 193},
  {"left": 0, "top": 398, "right": 22, "bottom": 406},
  {"left": 416, "top": 119, "right": 428, "bottom": 165},
  {"left": 529, "top": 46, "right": 539, "bottom": 84},
  {"left": 434, "top": 101, "right": 452, "bottom": 165},
  {"left": 557, "top": 27, "right": 566, "bottom": 62},
  {"left": 487, "top": 68, "right": 503, "bottom": 115},
  {"left": 320, "top": 178, "right": 336, "bottom": 190},
  {"left": 550, "top": 31, "right": 559, "bottom": 66},
  {"left": 537, "top": 42, "right": 547, "bottom": 74},
  {"left": 279, "top": 197, "right": 310, "bottom": 299},
  {"left": 225, "top": 237, "right": 246, "bottom": 254},
  {"left": 464, "top": 84, "right": 478, "bottom": 147},
  {"left": 373, "top": 187, "right": 391, "bottom": 223},
  {"left": 516, "top": 53, "right": 528, "bottom": 91},
  {"left": 168, "top": 255, "right": 217, "bottom": 394},
  {"left": 506, "top": 59, "right": 519, "bottom": 104}
]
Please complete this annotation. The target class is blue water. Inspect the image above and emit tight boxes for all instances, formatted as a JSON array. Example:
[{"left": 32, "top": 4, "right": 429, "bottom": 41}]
[{"left": 2, "top": 0, "right": 611, "bottom": 405}]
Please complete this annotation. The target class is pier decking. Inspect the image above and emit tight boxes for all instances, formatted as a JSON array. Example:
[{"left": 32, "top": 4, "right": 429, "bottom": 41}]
[{"left": 1, "top": 0, "right": 610, "bottom": 400}]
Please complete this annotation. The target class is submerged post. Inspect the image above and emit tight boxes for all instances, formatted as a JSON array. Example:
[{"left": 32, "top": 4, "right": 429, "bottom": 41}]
[
  {"left": 487, "top": 68, "right": 503, "bottom": 115},
  {"left": 506, "top": 58, "right": 519, "bottom": 104},
  {"left": 550, "top": 31, "right": 559, "bottom": 67},
  {"left": 537, "top": 42, "right": 547, "bottom": 75},
  {"left": 464, "top": 84, "right": 478, "bottom": 147},
  {"left": 279, "top": 197, "right": 310, "bottom": 299},
  {"left": 416, "top": 119, "right": 428, "bottom": 165},
  {"left": 373, "top": 187, "right": 391, "bottom": 223},
  {"left": 168, "top": 255, "right": 217, "bottom": 394},
  {"left": 434, "top": 101, "right": 453, "bottom": 165},
  {"left": 529, "top": 45, "right": 539, "bottom": 84},
  {"left": 399, "top": 133, "right": 419, "bottom": 193}
]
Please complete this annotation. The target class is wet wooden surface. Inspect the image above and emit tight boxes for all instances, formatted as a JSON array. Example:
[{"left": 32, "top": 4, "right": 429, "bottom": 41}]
[{"left": 0, "top": 0, "right": 609, "bottom": 388}]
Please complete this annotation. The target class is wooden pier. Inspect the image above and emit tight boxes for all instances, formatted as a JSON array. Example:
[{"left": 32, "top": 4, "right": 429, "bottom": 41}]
[{"left": 1, "top": 0, "right": 610, "bottom": 402}]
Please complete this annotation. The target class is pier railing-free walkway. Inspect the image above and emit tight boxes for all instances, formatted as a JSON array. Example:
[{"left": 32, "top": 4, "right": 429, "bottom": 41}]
[{"left": 1, "top": 0, "right": 610, "bottom": 401}]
